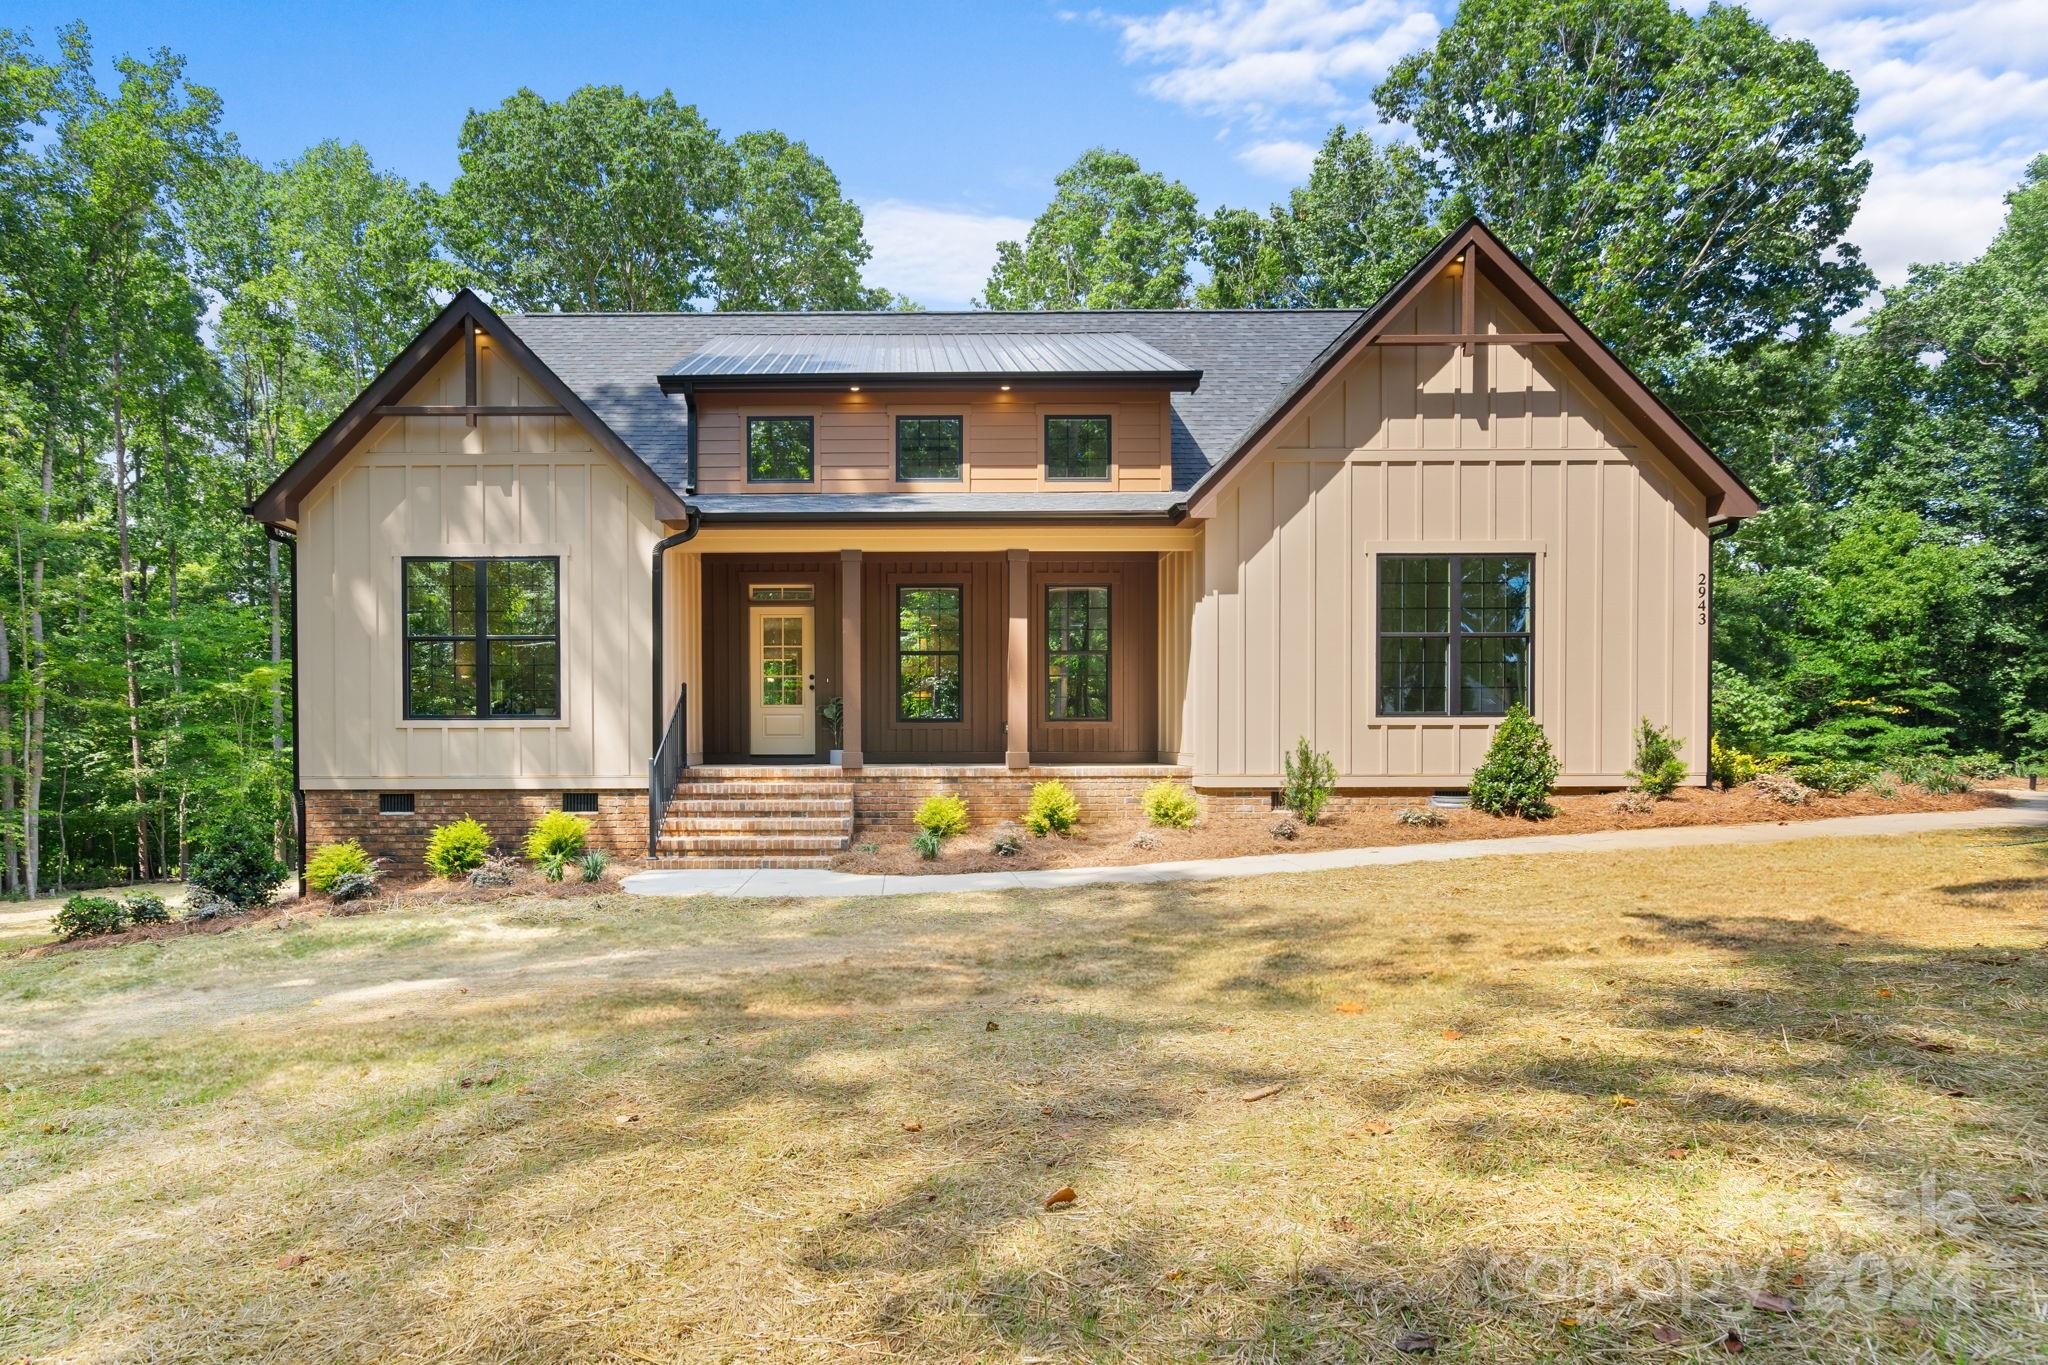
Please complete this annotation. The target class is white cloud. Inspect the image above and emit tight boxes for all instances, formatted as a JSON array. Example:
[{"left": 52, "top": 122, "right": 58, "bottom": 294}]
[
  {"left": 861, "top": 200, "right": 1031, "bottom": 309},
  {"left": 1849, "top": 141, "right": 2030, "bottom": 288},
  {"left": 1235, "top": 137, "right": 1320, "bottom": 179},
  {"left": 1113, "top": 0, "right": 1439, "bottom": 122}
]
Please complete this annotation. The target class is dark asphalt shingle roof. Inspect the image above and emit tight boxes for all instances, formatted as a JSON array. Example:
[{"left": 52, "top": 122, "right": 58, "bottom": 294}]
[{"left": 502, "top": 309, "right": 1364, "bottom": 495}]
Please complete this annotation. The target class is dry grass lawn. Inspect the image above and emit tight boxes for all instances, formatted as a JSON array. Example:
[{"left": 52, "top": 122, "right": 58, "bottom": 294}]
[{"left": 3, "top": 827, "right": 2046, "bottom": 1361}]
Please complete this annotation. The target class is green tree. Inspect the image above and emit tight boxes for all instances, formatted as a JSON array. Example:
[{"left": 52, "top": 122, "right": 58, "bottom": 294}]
[
  {"left": 712, "top": 130, "right": 890, "bottom": 310},
  {"left": 443, "top": 85, "right": 735, "bottom": 312},
  {"left": 980, "top": 148, "right": 1199, "bottom": 309},
  {"left": 1199, "top": 126, "right": 1440, "bottom": 308},
  {"left": 1377, "top": 0, "right": 1872, "bottom": 362}
]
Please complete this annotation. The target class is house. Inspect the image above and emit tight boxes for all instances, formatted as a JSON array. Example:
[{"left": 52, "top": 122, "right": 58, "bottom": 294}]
[{"left": 249, "top": 220, "right": 1759, "bottom": 868}]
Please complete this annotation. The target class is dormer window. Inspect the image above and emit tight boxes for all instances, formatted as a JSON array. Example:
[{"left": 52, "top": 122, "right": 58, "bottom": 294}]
[
  {"left": 1045, "top": 415, "right": 1111, "bottom": 481},
  {"left": 748, "top": 417, "right": 814, "bottom": 482},
  {"left": 896, "top": 416, "right": 963, "bottom": 481}
]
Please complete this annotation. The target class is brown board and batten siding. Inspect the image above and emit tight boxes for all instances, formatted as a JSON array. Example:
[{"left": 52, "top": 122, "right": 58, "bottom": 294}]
[
  {"left": 694, "top": 388, "right": 1173, "bottom": 494},
  {"left": 860, "top": 555, "right": 1009, "bottom": 763},
  {"left": 1190, "top": 273, "right": 1709, "bottom": 789},
  {"left": 1029, "top": 555, "right": 1158, "bottom": 762},
  {"left": 697, "top": 556, "right": 842, "bottom": 763},
  {"left": 296, "top": 337, "right": 663, "bottom": 791}
]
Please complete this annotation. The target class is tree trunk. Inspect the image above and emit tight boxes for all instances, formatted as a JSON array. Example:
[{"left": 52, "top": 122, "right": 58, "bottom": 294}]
[
  {"left": 23, "top": 425, "right": 52, "bottom": 896},
  {"left": 111, "top": 333, "right": 151, "bottom": 882},
  {"left": 0, "top": 602, "right": 16, "bottom": 896}
]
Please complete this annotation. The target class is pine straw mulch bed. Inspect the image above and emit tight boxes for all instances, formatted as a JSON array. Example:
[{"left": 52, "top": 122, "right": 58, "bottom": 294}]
[{"left": 832, "top": 783, "right": 2013, "bottom": 876}]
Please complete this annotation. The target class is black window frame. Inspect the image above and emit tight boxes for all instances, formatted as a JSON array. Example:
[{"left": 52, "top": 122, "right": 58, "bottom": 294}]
[
  {"left": 1044, "top": 584, "right": 1112, "bottom": 723},
  {"left": 1044, "top": 414, "right": 1113, "bottom": 482},
  {"left": 895, "top": 583, "right": 965, "bottom": 724},
  {"left": 1376, "top": 553, "right": 1534, "bottom": 718},
  {"left": 895, "top": 414, "right": 965, "bottom": 482},
  {"left": 746, "top": 415, "right": 816, "bottom": 483},
  {"left": 402, "top": 555, "right": 562, "bottom": 721}
]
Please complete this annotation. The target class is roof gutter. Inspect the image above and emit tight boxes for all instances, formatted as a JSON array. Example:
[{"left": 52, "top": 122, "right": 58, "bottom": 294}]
[
  {"left": 658, "top": 371, "right": 1201, "bottom": 394},
  {"left": 689, "top": 508, "right": 1185, "bottom": 527}
]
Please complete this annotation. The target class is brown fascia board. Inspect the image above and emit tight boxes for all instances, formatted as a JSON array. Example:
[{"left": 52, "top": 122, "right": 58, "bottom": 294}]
[
  {"left": 1185, "top": 218, "right": 1763, "bottom": 523},
  {"left": 659, "top": 371, "right": 1202, "bottom": 394},
  {"left": 247, "top": 289, "right": 689, "bottom": 528}
]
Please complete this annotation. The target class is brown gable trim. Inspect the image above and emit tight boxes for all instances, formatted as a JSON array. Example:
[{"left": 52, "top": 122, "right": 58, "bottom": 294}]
[
  {"left": 247, "top": 288, "right": 689, "bottom": 527},
  {"left": 1184, "top": 219, "right": 1762, "bottom": 523}
]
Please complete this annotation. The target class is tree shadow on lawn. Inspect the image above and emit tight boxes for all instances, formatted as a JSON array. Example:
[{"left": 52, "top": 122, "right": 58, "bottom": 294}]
[{"left": 12, "top": 856, "right": 2047, "bottom": 1361}]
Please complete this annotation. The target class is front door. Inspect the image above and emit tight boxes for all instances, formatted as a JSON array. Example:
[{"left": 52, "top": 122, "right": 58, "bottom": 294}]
[{"left": 748, "top": 604, "right": 815, "bottom": 756}]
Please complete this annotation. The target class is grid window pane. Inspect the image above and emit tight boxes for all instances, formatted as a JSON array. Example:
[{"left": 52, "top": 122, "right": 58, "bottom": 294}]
[
  {"left": 485, "top": 559, "right": 556, "bottom": 635},
  {"left": 896, "top": 416, "right": 963, "bottom": 480},
  {"left": 1045, "top": 416, "right": 1110, "bottom": 479},
  {"left": 489, "top": 640, "right": 559, "bottom": 716},
  {"left": 408, "top": 639, "right": 477, "bottom": 717},
  {"left": 1460, "top": 636, "right": 1528, "bottom": 715},
  {"left": 1460, "top": 556, "right": 1531, "bottom": 634},
  {"left": 898, "top": 587, "right": 963, "bottom": 721},
  {"left": 1378, "top": 556, "right": 1451, "bottom": 634},
  {"left": 748, "top": 417, "right": 814, "bottom": 481},
  {"left": 1379, "top": 636, "right": 1448, "bottom": 715},
  {"left": 1045, "top": 586, "right": 1110, "bottom": 720},
  {"left": 759, "top": 613, "right": 805, "bottom": 707},
  {"left": 405, "top": 559, "right": 477, "bottom": 637}
]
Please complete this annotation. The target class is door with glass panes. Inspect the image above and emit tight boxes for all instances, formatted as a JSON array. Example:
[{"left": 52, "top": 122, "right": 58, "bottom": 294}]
[{"left": 748, "top": 603, "right": 815, "bottom": 755}]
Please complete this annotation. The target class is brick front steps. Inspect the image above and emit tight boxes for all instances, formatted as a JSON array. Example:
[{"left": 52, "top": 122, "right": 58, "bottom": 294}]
[
  {"left": 651, "top": 763, "right": 1192, "bottom": 869},
  {"left": 655, "top": 768, "right": 854, "bottom": 869}
]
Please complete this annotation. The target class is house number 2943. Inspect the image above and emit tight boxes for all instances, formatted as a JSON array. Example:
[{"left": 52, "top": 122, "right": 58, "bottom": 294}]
[{"left": 1697, "top": 572, "right": 1708, "bottom": 626}]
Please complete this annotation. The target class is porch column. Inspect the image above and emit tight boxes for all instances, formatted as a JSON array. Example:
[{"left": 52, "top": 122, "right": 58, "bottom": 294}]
[
  {"left": 1006, "top": 548, "right": 1031, "bottom": 768},
  {"left": 839, "top": 549, "right": 863, "bottom": 769}
]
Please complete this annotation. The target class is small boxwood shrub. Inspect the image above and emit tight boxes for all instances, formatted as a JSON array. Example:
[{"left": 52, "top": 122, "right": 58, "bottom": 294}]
[
  {"left": 123, "top": 891, "right": 171, "bottom": 925},
  {"left": 1023, "top": 780, "right": 1080, "bottom": 836},
  {"left": 187, "top": 814, "right": 288, "bottom": 908},
  {"left": 524, "top": 811, "right": 590, "bottom": 865},
  {"left": 1281, "top": 737, "right": 1337, "bottom": 825},
  {"left": 53, "top": 894, "right": 127, "bottom": 940},
  {"left": 1140, "top": 781, "right": 1198, "bottom": 829},
  {"left": 426, "top": 818, "right": 493, "bottom": 879},
  {"left": 1469, "top": 704, "right": 1559, "bottom": 820},
  {"left": 1628, "top": 718, "right": 1688, "bottom": 797},
  {"left": 306, "top": 839, "right": 375, "bottom": 893},
  {"left": 914, "top": 794, "right": 970, "bottom": 839},
  {"left": 1708, "top": 735, "right": 1761, "bottom": 789}
]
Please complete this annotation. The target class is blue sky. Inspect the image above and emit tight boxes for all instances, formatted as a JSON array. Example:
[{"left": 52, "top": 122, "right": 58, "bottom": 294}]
[{"left": 15, "top": 0, "right": 2045, "bottom": 308}]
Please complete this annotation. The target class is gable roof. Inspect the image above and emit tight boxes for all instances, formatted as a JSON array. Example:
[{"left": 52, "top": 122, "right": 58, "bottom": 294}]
[
  {"left": 1186, "top": 219, "right": 1762, "bottom": 522},
  {"left": 250, "top": 220, "right": 1758, "bottom": 528},
  {"left": 248, "top": 289, "right": 690, "bottom": 528}
]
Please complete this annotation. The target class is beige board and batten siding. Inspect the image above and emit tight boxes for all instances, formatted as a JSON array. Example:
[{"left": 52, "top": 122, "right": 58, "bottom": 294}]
[
  {"left": 694, "top": 388, "right": 1173, "bottom": 493},
  {"left": 296, "top": 336, "right": 665, "bottom": 790},
  {"left": 1190, "top": 274, "right": 1710, "bottom": 788}
]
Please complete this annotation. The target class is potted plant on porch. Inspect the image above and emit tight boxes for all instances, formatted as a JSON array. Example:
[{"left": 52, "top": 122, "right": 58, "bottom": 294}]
[{"left": 820, "top": 695, "right": 845, "bottom": 766}]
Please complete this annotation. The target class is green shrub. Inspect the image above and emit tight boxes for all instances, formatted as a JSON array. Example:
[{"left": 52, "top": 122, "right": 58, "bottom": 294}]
[
  {"left": 53, "top": 894, "right": 127, "bottom": 940},
  {"left": 187, "top": 814, "right": 288, "bottom": 908},
  {"left": 913, "top": 827, "right": 944, "bottom": 860},
  {"left": 914, "top": 794, "right": 970, "bottom": 839},
  {"left": 1469, "top": 704, "right": 1559, "bottom": 820},
  {"left": 1628, "top": 718, "right": 1688, "bottom": 797},
  {"left": 1893, "top": 753, "right": 1970, "bottom": 795},
  {"left": 1791, "top": 758, "right": 1876, "bottom": 796},
  {"left": 1281, "top": 737, "right": 1337, "bottom": 824},
  {"left": 1023, "top": 780, "right": 1080, "bottom": 836},
  {"left": 1140, "top": 781, "right": 1198, "bottom": 829},
  {"left": 578, "top": 849, "right": 611, "bottom": 883},
  {"left": 1955, "top": 751, "right": 2006, "bottom": 780},
  {"left": 123, "top": 891, "right": 170, "bottom": 925},
  {"left": 539, "top": 854, "right": 567, "bottom": 883},
  {"left": 524, "top": 811, "right": 590, "bottom": 865},
  {"left": 425, "top": 818, "right": 493, "bottom": 879},
  {"left": 1708, "top": 735, "right": 1761, "bottom": 789},
  {"left": 306, "top": 839, "right": 375, "bottom": 893}
]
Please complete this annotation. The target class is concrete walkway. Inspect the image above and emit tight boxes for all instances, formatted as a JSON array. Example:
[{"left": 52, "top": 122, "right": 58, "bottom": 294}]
[{"left": 621, "top": 796, "right": 2048, "bottom": 901}]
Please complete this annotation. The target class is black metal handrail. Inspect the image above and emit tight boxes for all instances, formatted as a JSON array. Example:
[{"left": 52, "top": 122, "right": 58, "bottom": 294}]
[{"left": 648, "top": 684, "right": 688, "bottom": 855}]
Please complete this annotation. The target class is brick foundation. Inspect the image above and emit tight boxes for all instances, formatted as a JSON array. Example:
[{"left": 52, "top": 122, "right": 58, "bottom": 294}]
[{"left": 304, "top": 789, "right": 647, "bottom": 870}]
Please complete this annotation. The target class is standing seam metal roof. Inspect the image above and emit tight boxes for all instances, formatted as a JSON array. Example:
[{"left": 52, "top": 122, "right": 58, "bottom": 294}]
[
  {"left": 664, "top": 330, "right": 1200, "bottom": 381},
  {"left": 501, "top": 309, "right": 1365, "bottom": 494}
]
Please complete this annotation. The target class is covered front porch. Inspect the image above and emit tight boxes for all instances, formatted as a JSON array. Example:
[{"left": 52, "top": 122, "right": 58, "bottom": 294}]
[{"left": 662, "top": 531, "right": 1202, "bottom": 772}]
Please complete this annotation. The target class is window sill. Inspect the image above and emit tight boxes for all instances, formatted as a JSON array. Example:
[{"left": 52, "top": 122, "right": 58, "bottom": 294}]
[{"left": 397, "top": 717, "right": 571, "bottom": 730}]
